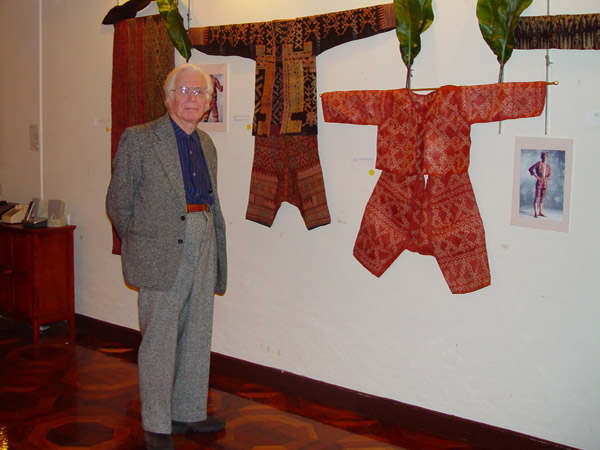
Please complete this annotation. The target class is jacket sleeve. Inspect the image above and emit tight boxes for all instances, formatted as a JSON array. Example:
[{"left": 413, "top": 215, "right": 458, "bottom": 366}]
[
  {"left": 188, "top": 3, "right": 395, "bottom": 59},
  {"left": 528, "top": 161, "right": 539, "bottom": 176},
  {"left": 321, "top": 90, "right": 388, "bottom": 126},
  {"left": 311, "top": 3, "right": 396, "bottom": 55},
  {"left": 106, "top": 128, "right": 142, "bottom": 239},
  {"left": 189, "top": 22, "right": 262, "bottom": 60},
  {"left": 461, "top": 81, "right": 547, "bottom": 124}
]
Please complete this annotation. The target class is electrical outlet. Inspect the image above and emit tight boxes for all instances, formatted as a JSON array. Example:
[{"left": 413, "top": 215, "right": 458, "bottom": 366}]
[{"left": 30, "top": 124, "right": 39, "bottom": 151}]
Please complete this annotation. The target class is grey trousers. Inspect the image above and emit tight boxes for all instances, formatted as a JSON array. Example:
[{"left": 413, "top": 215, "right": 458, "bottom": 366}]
[{"left": 137, "top": 211, "right": 217, "bottom": 434}]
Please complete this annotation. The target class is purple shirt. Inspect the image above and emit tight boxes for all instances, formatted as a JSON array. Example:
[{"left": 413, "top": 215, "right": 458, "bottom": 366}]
[{"left": 171, "top": 117, "right": 214, "bottom": 205}]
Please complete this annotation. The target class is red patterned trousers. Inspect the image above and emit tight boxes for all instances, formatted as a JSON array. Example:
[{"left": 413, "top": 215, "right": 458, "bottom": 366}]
[
  {"left": 355, "top": 171, "right": 491, "bottom": 294},
  {"left": 246, "top": 134, "right": 331, "bottom": 230}
]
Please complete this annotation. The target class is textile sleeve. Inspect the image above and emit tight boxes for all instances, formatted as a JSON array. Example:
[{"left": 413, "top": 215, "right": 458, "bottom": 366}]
[
  {"left": 528, "top": 162, "right": 538, "bottom": 176},
  {"left": 189, "top": 4, "right": 395, "bottom": 59},
  {"left": 461, "top": 81, "right": 547, "bottom": 124},
  {"left": 310, "top": 3, "right": 396, "bottom": 55},
  {"left": 106, "top": 128, "right": 142, "bottom": 239},
  {"left": 321, "top": 90, "right": 387, "bottom": 126},
  {"left": 189, "top": 22, "right": 265, "bottom": 60}
]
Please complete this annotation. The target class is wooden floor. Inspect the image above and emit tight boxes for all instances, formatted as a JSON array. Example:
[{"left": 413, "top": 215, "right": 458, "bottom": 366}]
[{"left": 0, "top": 318, "right": 481, "bottom": 450}]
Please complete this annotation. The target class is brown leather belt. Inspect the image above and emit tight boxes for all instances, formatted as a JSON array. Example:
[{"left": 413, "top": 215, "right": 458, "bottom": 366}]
[{"left": 186, "top": 204, "right": 209, "bottom": 213}]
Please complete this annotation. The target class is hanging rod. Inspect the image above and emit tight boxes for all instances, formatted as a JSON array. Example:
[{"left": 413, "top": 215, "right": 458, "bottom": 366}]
[{"left": 409, "top": 81, "right": 558, "bottom": 92}]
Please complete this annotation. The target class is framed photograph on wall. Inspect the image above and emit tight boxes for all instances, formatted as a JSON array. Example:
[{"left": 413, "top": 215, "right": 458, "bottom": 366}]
[
  {"left": 197, "top": 64, "right": 228, "bottom": 132},
  {"left": 511, "top": 136, "right": 573, "bottom": 232}
]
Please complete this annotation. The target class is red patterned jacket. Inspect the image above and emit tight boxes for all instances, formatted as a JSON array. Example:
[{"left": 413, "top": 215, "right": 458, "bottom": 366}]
[
  {"left": 322, "top": 82, "right": 547, "bottom": 176},
  {"left": 321, "top": 82, "right": 547, "bottom": 293}
]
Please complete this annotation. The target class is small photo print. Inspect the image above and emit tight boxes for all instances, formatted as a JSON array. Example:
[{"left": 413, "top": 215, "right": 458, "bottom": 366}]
[
  {"left": 197, "top": 64, "right": 227, "bottom": 132},
  {"left": 511, "top": 136, "right": 573, "bottom": 232}
]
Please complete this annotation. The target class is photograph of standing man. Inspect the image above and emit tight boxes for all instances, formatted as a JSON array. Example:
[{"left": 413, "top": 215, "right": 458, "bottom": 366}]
[
  {"left": 106, "top": 63, "right": 227, "bottom": 450},
  {"left": 529, "top": 151, "right": 551, "bottom": 218}
]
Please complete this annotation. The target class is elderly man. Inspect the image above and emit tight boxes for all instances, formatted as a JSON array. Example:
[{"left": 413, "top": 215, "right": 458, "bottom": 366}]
[{"left": 106, "top": 63, "right": 227, "bottom": 450}]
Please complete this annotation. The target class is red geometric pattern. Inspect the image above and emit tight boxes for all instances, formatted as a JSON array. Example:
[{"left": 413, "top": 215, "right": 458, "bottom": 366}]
[
  {"left": 322, "top": 82, "right": 547, "bottom": 293},
  {"left": 247, "top": 135, "right": 331, "bottom": 229},
  {"left": 322, "top": 83, "right": 547, "bottom": 176}
]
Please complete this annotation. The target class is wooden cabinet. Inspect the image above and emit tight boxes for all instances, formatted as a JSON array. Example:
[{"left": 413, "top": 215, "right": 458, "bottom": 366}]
[{"left": 0, "top": 224, "right": 76, "bottom": 344}]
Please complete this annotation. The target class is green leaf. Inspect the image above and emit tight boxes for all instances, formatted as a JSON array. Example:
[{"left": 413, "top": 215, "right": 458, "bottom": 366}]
[
  {"left": 156, "top": 0, "right": 192, "bottom": 61},
  {"left": 394, "top": 0, "right": 434, "bottom": 70},
  {"left": 476, "top": 0, "right": 533, "bottom": 78}
]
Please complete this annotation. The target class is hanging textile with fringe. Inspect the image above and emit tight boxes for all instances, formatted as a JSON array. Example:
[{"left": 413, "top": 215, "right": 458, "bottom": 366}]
[
  {"left": 111, "top": 14, "right": 174, "bottom": 254},
  {"left": 514, "top": 13, "right": 600, "bottom": 50}
]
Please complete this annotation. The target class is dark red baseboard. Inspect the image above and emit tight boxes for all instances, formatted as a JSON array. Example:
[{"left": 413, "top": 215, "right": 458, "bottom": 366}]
[
  {"left": 76, "top": 313, "right": 141, "bottom": 347},
  {"left": 75, "top": 314, "right": 577, "bottom": 450}
]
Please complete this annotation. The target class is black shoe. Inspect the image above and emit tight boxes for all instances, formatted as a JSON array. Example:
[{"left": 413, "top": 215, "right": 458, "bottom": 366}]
[
  {"left": 171, "top": 415, "right": 226, "bottom": 434},
  {"left": 143, "top": 431, "right": 174, "bottom": 450}
]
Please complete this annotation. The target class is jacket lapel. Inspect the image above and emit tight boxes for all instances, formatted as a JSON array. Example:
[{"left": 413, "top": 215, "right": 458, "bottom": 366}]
[{"left": 154, "top": 114, "right": 187, "bottom": 209}]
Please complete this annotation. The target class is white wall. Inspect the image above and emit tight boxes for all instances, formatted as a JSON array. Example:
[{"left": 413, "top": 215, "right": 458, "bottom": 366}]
[
  {"left": 0, "top": 0, "right": 41, "bottom": 201},
  {"left": 1, "top": 0, "right": 598, "bottom": 448}
]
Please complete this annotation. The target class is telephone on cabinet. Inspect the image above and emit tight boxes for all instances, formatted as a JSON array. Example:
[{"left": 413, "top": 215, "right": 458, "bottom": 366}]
[
  {"left": 1, "top": 203, "right": 29, "bottom": 224},
  {"left": 0, "top": 198, "right": 66, "bottom": 227},
  {"left": 0, "top": 201, "right": 16, "bottom": 217}
]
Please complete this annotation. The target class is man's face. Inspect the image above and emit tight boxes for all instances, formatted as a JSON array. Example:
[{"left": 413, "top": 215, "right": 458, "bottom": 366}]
[{"left": 167, "top": 71, "right": 208, "bottom": 132}]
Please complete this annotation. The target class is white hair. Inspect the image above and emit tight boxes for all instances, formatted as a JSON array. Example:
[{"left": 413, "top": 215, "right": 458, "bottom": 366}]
[{"left": 163, "top": 63, "right": 213, "bottom": 110}]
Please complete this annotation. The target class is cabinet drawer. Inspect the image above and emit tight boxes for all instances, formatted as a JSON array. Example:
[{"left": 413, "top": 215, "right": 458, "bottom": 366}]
[
  {"left": 10, "top": 233, "right": 32, "bottom": 281},
  {"left": 0, "top": 231, "right": 10, "bottom": 270}
]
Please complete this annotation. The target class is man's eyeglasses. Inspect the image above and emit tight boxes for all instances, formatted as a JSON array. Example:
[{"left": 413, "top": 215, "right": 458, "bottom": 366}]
[{"left": 171, "top": 86, "right": 207, "bottom": 97}]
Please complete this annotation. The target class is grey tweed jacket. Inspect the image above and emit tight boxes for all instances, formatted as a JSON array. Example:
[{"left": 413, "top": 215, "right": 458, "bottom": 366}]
[{"left": 106, "top": 113, "right": 227, "bottom": 294}]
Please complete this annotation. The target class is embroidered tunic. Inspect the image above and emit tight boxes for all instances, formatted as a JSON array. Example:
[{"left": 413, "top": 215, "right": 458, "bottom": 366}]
[
  {"left": 321, "top": 82, "right": 547, "bottom": 293},
  {"left": 189, "top": 4, "right": 395, "bottom": 229}
]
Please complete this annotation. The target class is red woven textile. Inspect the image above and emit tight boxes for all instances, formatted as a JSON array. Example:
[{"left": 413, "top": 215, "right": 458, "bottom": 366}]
[
  {"left": 188, "top": 4, "right": 396, "bottom": 229},
  {"left": 247, "top": 135, "right": 331, "bottom": 229},
  {"left": 322, "top": 82, "right": 547, "bottom": 293},
  {"left": 514, "top": 14, "right": 600, "bottom": 50},
  {"left": 110, "top": 15, "right": 174, "bottom": 254}
]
